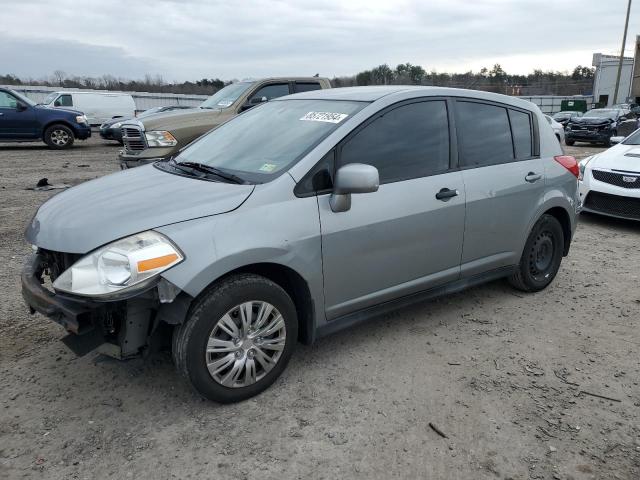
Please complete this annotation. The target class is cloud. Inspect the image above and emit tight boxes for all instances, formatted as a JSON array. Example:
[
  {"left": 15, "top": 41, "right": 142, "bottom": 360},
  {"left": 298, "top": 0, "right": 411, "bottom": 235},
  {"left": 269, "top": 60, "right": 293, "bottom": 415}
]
[{"left": 2, "top": 0, "right": 638, "bottom": 81}]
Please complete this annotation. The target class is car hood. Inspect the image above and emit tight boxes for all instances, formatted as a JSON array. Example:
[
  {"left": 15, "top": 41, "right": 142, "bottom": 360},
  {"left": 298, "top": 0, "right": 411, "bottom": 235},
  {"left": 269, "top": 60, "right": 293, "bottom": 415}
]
[
  {"left": 35, "top": 104, "right": 84, "bottom": 116},
  {"left": 26, "top": 165, "right": 255, "bottom": 254},
  {"left": 136, "top": 107, "right": 226, "bottom": 131},
  {"left": 571, "top": 117, "right": 614, "bottom": 126},
  {"left": 589, "top": 144, "right": 640, "bottom": 173}
]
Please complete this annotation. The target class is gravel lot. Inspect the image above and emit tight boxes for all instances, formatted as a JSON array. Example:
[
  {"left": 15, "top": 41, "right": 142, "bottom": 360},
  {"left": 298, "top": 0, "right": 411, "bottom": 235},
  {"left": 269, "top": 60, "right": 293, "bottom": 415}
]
[{"left": 1, "top": 136, "right": 639, "bottom": 480}]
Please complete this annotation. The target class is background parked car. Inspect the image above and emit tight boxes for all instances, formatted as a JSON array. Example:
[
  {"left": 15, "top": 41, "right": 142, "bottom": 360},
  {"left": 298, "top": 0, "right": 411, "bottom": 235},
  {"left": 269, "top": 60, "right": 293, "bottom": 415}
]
[
  {"left": 552, "top": 110, "right": 583, "bottom": 128},
  {"left": 545, "top": 114, "right": 565, "bottom": 144},
  {"left": 118, "top": 77, "right": 331, "bottom": 169},
  {"left": 100, "top": 106, "right": 192, "bottom": 144},
  {"left": 578, "top": 128, "right": 640, "bottom": 221},
  {"left": 565, "top": 108, "right": 632, "bottom": 147},
  {"left": 44, "top": 91, "right": 135, "bottom": 126},
  {"left": 0, "top": 87, "right": 90, "bottom": 148}
]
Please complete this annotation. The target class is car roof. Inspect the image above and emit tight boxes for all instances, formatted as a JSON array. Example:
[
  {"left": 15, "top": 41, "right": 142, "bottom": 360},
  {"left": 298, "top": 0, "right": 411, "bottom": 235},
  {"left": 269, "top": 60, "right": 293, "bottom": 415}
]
[{"left": 278, "top": 85, "right": 540, "bottom": 110}]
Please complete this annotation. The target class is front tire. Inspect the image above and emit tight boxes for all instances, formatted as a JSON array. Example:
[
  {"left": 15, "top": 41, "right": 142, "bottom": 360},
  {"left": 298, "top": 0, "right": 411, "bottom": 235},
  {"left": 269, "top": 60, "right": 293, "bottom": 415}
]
[
  {"left": 44, "top": 124, "right": 74, "bottom": 149},
  {"left": 565, "top": 139, "right": 575, "bottom": 146},
  {"left": 508, "top": 214, "right": 564, "bottom": 292},
  {"left": 173, "top": 274, "right": 298, "bottom": 403}
]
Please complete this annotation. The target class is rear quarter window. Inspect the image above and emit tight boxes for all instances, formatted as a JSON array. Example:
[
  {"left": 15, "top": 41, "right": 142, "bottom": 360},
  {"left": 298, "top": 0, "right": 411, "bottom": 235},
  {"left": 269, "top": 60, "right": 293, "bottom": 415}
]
[
  {"left": 509, "top": 109, "right": 533, "bottom": 159},
  {"left": 294, "top": 82, "right": 322, "bottom": 93}
]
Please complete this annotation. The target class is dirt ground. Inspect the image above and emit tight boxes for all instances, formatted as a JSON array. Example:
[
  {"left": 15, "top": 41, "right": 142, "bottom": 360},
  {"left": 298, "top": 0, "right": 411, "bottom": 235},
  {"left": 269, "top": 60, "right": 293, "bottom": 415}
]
[{"left": 0, "top": 136, "right": 639, "bottom": 480}]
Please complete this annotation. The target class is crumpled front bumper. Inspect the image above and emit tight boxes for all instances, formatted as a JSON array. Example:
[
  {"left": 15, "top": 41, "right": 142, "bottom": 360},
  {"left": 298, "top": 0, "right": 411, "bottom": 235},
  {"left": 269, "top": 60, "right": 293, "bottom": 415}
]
[{"left": 21, "top": 253, "right": 96, "bottom": 335}]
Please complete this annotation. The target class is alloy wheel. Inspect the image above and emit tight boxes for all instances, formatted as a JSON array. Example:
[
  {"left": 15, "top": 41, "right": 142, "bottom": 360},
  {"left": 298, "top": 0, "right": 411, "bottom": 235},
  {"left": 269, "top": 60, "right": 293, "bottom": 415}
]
[{"left": 51, "top": 129, "right": 70, "bottom": 146}]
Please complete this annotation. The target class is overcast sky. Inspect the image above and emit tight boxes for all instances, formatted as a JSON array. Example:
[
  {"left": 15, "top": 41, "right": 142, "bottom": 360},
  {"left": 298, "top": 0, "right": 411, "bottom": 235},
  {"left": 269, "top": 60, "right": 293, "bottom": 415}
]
[{"left": 2, "top": 0, "right": 639, "bottom": 82}]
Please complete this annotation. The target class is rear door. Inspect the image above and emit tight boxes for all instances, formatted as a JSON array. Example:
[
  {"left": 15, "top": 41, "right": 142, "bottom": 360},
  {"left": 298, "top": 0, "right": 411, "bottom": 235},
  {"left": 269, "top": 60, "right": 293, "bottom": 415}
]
[
  {"left": 0, "top": 90, "right": 37, "bottom": 138},
  {"left": 318, "top": 99, "right": 466, "bottom": 319},
  {"left": 455, "top": 99, "right": 544, "bottom": 276}
]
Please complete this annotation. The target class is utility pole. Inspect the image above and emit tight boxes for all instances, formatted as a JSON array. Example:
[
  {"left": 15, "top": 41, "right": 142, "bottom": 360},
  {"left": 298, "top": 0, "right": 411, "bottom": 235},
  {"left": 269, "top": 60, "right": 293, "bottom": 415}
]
[{"left": 613, "top": 0, "right": 632, "bottom": 105}]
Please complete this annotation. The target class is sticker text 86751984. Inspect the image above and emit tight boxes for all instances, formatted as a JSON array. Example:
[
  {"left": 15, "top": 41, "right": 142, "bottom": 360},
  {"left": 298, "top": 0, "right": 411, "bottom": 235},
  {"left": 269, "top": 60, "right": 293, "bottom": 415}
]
[{"left": 300, "top": 112, "right": 349, "bottom": 124}]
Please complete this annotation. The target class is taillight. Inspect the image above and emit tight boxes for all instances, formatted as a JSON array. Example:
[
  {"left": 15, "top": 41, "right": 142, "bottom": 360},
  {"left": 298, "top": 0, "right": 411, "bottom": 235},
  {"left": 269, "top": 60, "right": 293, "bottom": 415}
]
[{"left": 554, "top": 155, "right": 579, "bottom": 178}]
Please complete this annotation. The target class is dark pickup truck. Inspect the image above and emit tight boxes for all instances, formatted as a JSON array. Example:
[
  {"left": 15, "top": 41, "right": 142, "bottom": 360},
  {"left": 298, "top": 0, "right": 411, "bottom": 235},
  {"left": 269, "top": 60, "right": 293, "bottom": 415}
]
[{"left": 0, "top": 87, "right": 91, "bottom": 148}]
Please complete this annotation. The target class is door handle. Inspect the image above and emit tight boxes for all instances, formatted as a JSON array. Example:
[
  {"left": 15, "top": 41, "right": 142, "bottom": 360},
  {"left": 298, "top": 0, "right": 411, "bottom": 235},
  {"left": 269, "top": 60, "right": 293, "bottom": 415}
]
[
  {"left": 435, "top": 188, "right": 459, "bottom": 201},
  {"left": 525, "top": 172, "right": 542, "bottom": 183}
]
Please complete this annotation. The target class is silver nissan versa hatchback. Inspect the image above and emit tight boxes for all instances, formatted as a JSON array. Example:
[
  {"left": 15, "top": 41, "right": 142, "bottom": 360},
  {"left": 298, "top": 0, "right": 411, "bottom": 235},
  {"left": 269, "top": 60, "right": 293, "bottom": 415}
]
[{"left": 22, "top": 87, "right": 579, "bottom": 403}]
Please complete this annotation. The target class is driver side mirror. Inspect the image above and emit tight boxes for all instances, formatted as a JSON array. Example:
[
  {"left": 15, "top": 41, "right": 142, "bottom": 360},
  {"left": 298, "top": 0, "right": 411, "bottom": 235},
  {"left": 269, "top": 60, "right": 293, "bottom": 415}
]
[
  {"left": 16, "top": 102, "right": 28, "bottom": 112},
  {"left": 240, "top": 96, "right": 267, "bottom": 112},
  {"left": 329, "top": 163, "right": 379, "bottom": 213}
]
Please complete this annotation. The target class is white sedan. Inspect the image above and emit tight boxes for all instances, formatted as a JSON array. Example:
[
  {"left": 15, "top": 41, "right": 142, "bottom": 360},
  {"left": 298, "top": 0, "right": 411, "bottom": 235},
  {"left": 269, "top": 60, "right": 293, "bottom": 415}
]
[{"left": 578, "top": 129, "right": 640, "bottom": 221}]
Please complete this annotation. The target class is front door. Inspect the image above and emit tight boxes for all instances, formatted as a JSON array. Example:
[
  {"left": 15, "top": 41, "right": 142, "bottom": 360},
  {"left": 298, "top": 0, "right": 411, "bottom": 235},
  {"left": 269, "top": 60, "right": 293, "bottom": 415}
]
[
  {"left": 0, "top": 91, "right": 37, "bottom": 139},
  {"left": 319, "top": 99, "right": 466, "bottom": 320}
]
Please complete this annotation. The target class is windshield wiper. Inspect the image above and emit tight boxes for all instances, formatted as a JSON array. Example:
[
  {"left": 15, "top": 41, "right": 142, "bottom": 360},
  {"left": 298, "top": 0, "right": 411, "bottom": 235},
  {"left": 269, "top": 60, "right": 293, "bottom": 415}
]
[{"left": 175, "top": 161, "right": 246, "bottom": 184}]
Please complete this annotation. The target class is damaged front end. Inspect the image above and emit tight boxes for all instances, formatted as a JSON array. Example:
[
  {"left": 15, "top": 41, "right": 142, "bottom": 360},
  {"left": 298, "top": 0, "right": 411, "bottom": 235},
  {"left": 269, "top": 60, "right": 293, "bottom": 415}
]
[{"left": 21, "top": 249, "right": 191, "bottom": 359}]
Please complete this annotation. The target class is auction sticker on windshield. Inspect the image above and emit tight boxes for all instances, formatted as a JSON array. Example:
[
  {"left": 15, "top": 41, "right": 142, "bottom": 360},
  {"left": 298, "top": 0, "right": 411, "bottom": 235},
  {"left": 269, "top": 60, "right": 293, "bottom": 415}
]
[{"left": 300, "top": 112, "right": 349, "bottom": 123}]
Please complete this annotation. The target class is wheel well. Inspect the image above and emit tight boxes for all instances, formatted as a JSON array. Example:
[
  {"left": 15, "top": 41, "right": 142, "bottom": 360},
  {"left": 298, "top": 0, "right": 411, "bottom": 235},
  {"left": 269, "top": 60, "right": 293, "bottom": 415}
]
[
  {"left": 544, "top": 207, "right": 572, "bottom": 256},
  {"left": 555, "top": 133, "right": 561, "bottom": 142},
  {"left": 215, "top": 263, "right": 315, "bottom": 345},
  {"left": 42, "top": 120, "right": 76, "bottom": 139}
]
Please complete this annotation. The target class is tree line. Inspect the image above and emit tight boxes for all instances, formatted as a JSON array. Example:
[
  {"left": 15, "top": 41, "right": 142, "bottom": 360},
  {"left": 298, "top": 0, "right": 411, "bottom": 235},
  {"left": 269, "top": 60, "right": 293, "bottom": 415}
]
[{"left": 1, "top": 63, "right": 595, "bottom": 97}]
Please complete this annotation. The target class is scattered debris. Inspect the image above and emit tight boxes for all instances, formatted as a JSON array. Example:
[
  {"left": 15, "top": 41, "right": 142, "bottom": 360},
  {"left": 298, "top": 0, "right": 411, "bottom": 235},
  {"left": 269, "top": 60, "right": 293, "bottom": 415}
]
[
  {"left": 447, "top": 361, "right": 461, "bottom": 366},
  {"left": 77, "top": 164, "right": 90, "bottom": 167},
  {"left": 429, "top": 422, "right": 448, "bottom": 439},
  {"left": 524, "top": 365, "right": 545, "bottom": 376},
  {"left": 537, "top": 426, "right": 557, "bottom": 438},
  {"left": 26, "top": 178, "right": 70, "bottom": 191},
  {"left": 579, "top": 390, "right": 622, "bottom": 403},
  {"left": 553, "top": 368, "right": 580, "bottom": 387}
]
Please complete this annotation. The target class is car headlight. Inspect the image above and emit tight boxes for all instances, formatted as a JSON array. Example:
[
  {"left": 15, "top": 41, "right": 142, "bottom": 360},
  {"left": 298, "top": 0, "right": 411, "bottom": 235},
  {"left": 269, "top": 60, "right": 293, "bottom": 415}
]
[
  {"left": 52, "top": 231, "right": 184, "bottom": 298},
  {"left": 76, "top": 115, "right": 88, "bottom": 124},
  {"left": 578, "top": 156, "right": 594, "bottom": 181},
  {"left": 111, "top": 122, "right": 122, "bottom": 129},
  {"left": 145, "top": 130, "right": 178, "bottom": 147}
]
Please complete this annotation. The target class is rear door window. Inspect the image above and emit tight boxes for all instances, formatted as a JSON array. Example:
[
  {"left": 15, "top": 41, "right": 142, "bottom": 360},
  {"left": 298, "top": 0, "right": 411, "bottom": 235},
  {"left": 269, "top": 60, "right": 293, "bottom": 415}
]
[
  {"left": 456, "top": 101, "right": 513, "bottom": 167},
  {"left": 509, "top": 109, "right": 533, "bottom": 159},
  {"left": 339, "top": 100, "right": 450, "bottom": 184},
  {"left": 294, "top": 82, "right": 322, "bottom": 93}
]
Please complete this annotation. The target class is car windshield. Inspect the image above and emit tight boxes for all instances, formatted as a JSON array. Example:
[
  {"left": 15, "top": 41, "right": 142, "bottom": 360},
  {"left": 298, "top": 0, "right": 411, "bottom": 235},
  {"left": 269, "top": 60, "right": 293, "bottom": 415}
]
[
  {"left": 43, "top": 92, "right": 58, "bottom": 105},
  {"left": 583, "top": 109, "right": 618, "bottom": 120},
  {"left": 622, "top": 129, "right": 640, "bottom": 145},
  {"left": 199, "top": 82, "right": 254, "bottom": 109},
  {"left": 174, "top": 99, "right": 366, "bottom": 183},
  {"left": 10, "top": 90, "right": 36, "bottom": 106}
]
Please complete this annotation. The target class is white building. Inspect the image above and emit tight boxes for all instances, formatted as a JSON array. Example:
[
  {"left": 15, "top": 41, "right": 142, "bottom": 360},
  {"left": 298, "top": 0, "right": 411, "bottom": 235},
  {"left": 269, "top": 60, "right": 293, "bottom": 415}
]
[{"left": 592, "top": 52, "right": 634, "bottom": 107}]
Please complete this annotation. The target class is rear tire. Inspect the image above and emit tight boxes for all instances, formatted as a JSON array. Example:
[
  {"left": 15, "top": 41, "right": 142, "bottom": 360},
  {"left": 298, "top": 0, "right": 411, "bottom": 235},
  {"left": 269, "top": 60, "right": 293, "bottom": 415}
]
[
  {"left": 565, "top": 139, "right": 575, "bottom": 146},
  {"left": 44, "top": 124, "right": 74, "bottom": 149},
  {"left": 173, "top": 274, "right": 298, "bottom": 403},
  {"left": 508, "top": 214, "right": 564, "bottom": 292}
]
